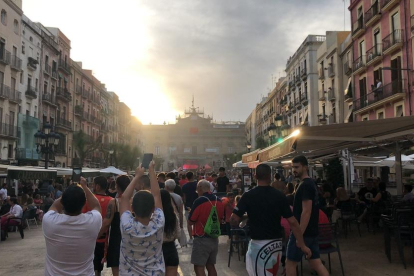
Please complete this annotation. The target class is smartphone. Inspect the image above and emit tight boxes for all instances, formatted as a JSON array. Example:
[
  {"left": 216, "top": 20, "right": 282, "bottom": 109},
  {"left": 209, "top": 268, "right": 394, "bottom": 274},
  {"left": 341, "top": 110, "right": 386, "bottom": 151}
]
[
  {"left": 142, "top": 153, "right": 154, "bottom": 169},
  {"left": 72, "top": 167, "right": 82, "bottom": 182}
]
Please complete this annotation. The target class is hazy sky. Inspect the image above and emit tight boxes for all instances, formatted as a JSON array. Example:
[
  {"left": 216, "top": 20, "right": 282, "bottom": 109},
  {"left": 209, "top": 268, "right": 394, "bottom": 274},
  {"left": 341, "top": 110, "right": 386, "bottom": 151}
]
[{"left": 23, "top": 0, "right": 350, "bottom": 125}]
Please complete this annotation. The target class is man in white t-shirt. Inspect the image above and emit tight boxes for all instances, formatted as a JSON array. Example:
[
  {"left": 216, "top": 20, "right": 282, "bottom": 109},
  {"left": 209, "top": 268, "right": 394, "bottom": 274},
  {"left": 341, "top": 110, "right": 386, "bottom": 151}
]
[
  {"left": 0, "top": 184, "right": 7, "bottom": 203},
  {"left": 43, "top": 177, "right": 102, "bottom": 276}
]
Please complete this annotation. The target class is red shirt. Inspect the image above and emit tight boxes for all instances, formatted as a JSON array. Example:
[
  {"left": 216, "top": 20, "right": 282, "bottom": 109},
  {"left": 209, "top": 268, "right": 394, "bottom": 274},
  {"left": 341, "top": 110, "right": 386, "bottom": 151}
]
[
  {"left": 82, "top": 194, "right": 112, "bottom": 243},
  {"left": 179, "top": 179, "right": 188, "bottom": 187},
  {"left": 189, "top": 193, "right": 224, "bottom": 237}
]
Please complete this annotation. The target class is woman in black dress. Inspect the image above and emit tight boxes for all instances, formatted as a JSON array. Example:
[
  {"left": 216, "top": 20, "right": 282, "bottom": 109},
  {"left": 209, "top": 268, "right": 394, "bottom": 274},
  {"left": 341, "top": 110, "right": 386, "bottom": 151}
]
[{"left": 98, "top": 175, "right": 130, "bottom": 276}]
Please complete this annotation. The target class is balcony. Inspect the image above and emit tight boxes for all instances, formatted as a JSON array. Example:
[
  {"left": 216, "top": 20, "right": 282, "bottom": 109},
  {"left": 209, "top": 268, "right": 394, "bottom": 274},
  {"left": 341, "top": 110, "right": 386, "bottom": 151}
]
[
  {"left": 343, "top": 60, "right": 352, "bottom": 76},
  {"left": 101, "top": 123, "right": 109, "bottom": 132},
  {"left": 56, "top": 117, "right": 72, "bottom": 130},
  {"left": 328, "top": 88, "right": 335, "bottom": 101},
  {"left": 27, "top": 57, "right": 38, "bottom": 71},
  {"left": 354, "top": 79, "right": 406, "bottom": 113},
  {"left": 75, "top": 105, "right": 83, "bottom": 117},
  {"left": 318, "top": 114, "right": 327, "bottom": 125},
  {"left": 381, "top": 0, "right": 401, "bottom": 12},
  {"left": 289, "top": 80, "right": 295, "bottom": 91},
  {"left": 295, "top": 97, "right": 302, "bottom": 109},
  {"left": 382, "top": 29, "right": 404, "bottom": 56},
  {"left": 58, "top": 59, "right": 71, "bottom": 75},
  {"left": 353, "top": 56, "right": 366, "bottom": 75},
  {"left": 25, "top": 85, "right": 37, "bottom": 99},
  {"left": 76, "top": 85, "right": 82, "bottom": 95},
  {"left": 43, "top": 63, "right": 51, "bottom": 75},
  {"left": 0, "top": 123, "right": 18, "bottom": 138},
  {"left": 0, "top": 84, "right": 21, "bottom": 103},
  {"left": 352, "top": 16, "right": 365, "bottom": 39},
  {"left": 83, "top": 112, "right": 91, "bottom": 121},
  {"left": 82, "top": 90, "right": 89, "bottom": 99},
  {"left": 366, "top": 44, "right": 382, "bottom": 66},
  {"left": 42, "top": 93, "right": 57, "bottom": 106},
  {"left": 327, "top": 63, "right": 335, "bottom": 78},
  {"left": 319, "top": 90, "right": 326, "bottom": 101},
  {"left": 301, "top": 68, "right": 307, "bottom": 80},
  {"left": 51, "top": 70, "right": 58, "bottom": 80},
  {"left": 16, "top": 148, "right": 40, "bottom": 160},
  {"left": 0, "top": 49, "right": 11, "bottom": 65},
  {"left": 10, "top": 55, "right": 22, "bottom": 71},
  {"left": 301, "top": 93, "right": 308, "bottom": 105},
  {"left": 295, "top": 75, "right": 301, "bottom": 86},
  {"left": 318, "top": 68, "right": 325, "bottom": 80},
  {"left": 56, "top": 87, "right": 72, "bottom": 102},
  {"left": 365, "top": 1, "right": 381, "bottom": 27}
]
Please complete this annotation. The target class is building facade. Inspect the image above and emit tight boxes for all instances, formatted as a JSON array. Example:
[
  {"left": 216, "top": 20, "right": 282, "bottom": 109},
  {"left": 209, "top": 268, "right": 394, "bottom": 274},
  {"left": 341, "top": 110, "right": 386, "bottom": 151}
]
[
  {"left": 285, "top": 35, "right": 326, "bottom": 128},
  {"left": 316, "top": 31, "right": 351, "bottom": 125},
  {"left": 142, "top": 103, "right": 246, "bottom": 171},
  {"left": 0, "top": 0, "right": 23, "bottom": 163},
  {"left": 339, "top": 33, "right": 355, "bottom": 123},
  {"left": 350, "top": 0, "right": 413, "bottom": 121}
]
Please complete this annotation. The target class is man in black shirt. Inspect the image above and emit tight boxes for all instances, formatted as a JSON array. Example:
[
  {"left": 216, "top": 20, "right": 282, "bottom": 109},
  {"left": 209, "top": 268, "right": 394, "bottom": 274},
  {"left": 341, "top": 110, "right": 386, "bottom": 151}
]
[
  {"left": 286, "top": 156, "right": 328, "bottom": 276},
  {"left": 217, "top": 167, "right": 230, "bottom": 193},
  {"left": 182, "top": 171, "right": 198, "bottom": 244},
  {"left": 357, "top": 178, "right": 378, "bottom": 204},
  {"left": 231, "top": 164, "right": 310, "bottom": 276}
]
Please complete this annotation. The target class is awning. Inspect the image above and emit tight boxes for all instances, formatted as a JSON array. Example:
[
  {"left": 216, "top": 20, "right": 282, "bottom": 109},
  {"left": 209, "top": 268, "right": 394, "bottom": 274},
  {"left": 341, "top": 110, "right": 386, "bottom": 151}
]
[
  {"left": 259, "top": 116, "right": 414, "bottom": 163},
  {"left": 100, "top": 166, "right": 127, "bottom": 175},
  {"left": 233, "top": 161, "right": 248, "bottom": 168},
  {"left": 242, "top": 149, "right": 260, "bottom": 163},
  {"left": 344, "top": 107, "right": 353, "bottom": 123},
  {"left": 344, "top": 77, "right": 352, "bottom": 97},
  {"left": 183, "top": 164, "right": 198, "bottom": 170},
  {"left": 7, "top": 166, "right": 57, "bottom": 179}
]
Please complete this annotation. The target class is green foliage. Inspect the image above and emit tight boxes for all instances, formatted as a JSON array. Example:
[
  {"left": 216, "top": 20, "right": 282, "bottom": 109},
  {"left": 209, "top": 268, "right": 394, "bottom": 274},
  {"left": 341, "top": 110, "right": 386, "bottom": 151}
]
[
  {"left": 323, "top": 157, "right": 344, "bottom": 189},
  {"left": 255, "top": 136, "right": 267, "bottom": 149},
  {"left": 73, "top": 130, "right": 102, "bottom": 166},
  {"left": 109, "top": 143, "right": 141, "bottom": 170}
]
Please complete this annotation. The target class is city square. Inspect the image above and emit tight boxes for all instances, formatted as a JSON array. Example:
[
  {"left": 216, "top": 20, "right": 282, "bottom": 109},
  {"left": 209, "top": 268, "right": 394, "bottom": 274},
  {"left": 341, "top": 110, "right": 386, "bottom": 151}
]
[{"left": 1, "top": 0, "right": 414, "bottom": 275}]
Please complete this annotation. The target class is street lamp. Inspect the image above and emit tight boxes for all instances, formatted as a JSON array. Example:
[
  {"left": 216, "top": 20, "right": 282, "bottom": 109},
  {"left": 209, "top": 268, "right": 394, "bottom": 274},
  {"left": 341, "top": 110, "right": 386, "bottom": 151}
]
[
  {"left": 109, "top": 150, "right": 114, "bottom": 166},
  {"left": 34, "top": 123, "right": 60, "bottom": 169},
  {"left": 275, "top": 115, "right": 283, "bottom": 127},
  {"left": 246, "top": 143, "right": 252, "bottom": 153},
  {"left": 268, "top": 123, "right": 278, "bottom": 145}
]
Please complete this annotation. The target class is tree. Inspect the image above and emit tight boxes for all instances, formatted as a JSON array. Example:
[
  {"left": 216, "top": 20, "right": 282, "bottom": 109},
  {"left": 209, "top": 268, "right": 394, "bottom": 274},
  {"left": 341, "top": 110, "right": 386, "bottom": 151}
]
[
  {"left": 255, "top": 136, "right": 267, "bottom": 149},
  {"left": 153, "top": 156, "right": 164, "bottom": 171},
  {"left": 323, "top": 157, "right": 344, "bottom": 190},
  {"left": 73, "top": 130, "right": 102, "bottom": 166},
  {"left": 109, "top": 143, "right": 141, "bottom": 171}
]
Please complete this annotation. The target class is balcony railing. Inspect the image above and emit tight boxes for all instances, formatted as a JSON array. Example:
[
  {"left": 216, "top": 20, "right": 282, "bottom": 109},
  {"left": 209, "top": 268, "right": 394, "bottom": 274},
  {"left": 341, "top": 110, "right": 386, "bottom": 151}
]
[
  {"left": 295, "top": 75, "right": 301, "bottom": 85},
  {"left": 42, "top": 93, "right": 56, "bottom": 105},
  {"left": 58, "top": 59, "right": 71, "bottom": 74},
  {"left": 0, "top": 49, "right": 11, "bottom": 65},
  {"left": 75, "top": 105, "right": 83, "bottom": 116},
  {"left": 0, "top": 84, "right": 21, "bottom": 103},
  {"left": 343, "top": 60, "right": 352, "bottom": 76},
  {"left": 382, "top": 29, "right": 404, "bottom": 53},
  {"left": 328, "top": 89, "right": 335, "bottom": 101},
  {"left": 365, "top": 1, "right": 380, "bottom": 24},
  {"left": 352, "top": 16, "right": 365, "bottom": 36},
  {"left": 381, "top": 0, "right": 401, "bottom": 11},
  {"left": 319, "top": 90, "right": 326, "bottom": 101},
  {"left": 27, "top": 57, "right": 38, "bottom": 70},
  {"left": 328, "top": 63, "right": 335, "bottom": 77},
  {"left": 289, "top": 80, "right": 295, "bottom": 90},
  {"left": 354, "top": 79, "right": 405, "bottom": 110},
  {"left": 318, "top": 68, "right": 325, "bottom": 79},
  {"left": 76, "top": 85, "right": 82, "bottom": 94},
  {"left": 57, "top": 117, "right": 72, "bottom": 129},
  {"left": 301, "top": 68, "right": 307, "bottom": 79},
  {"left": 353, "top": 56, "right": 366, "bottom": 72},
  {"left": 301, "top": 93, "right": 308, "bottom": 104},
  {"left": 56, "top": 87, "right": 72, "bottom": 102},
  {"left": 366, "top": 44, "right": 382, "bottom": 64},
  {"left": 16, "top": 148, "right": 40, "bottom": 160},
  {"left": 51, "top": 70, "right": 58, "bottom": 80},
  {"left": 10, "top": 55, "right": 22, "bottom": 71},
  {"left": 0, "top": 123, "right": 18, "bottom": 137},
  {"left": 25, "top": 86, "right": 37, "bottom": 99},
  {"left": 82, "top": 90, "right": 89, "bottom": 98},
  {"left": 44, "top": 63, "right": 51, "bottom": 75}
]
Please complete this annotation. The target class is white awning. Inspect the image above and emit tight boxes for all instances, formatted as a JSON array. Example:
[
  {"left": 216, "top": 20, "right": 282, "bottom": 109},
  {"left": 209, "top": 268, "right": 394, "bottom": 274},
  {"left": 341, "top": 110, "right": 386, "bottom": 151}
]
[
  {"left": 344, "top": 77, "right": 352, "bottom": 96},
  {"left": 344, "top": 107, "right": 353, "bottom": 123}
]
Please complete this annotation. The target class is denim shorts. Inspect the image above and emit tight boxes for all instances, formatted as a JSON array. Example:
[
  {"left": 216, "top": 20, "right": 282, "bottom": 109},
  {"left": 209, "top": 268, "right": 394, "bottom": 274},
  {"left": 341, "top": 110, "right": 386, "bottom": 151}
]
[{"left": 286, "top": 233, "right": 320, "bottom": 262}]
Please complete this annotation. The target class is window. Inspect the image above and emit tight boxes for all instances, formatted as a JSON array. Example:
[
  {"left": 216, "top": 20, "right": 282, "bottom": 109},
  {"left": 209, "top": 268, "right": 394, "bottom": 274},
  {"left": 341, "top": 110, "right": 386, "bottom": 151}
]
[
  {"left": 377, "top": 111, "right": 384, "bottom": 119},
  {"left": 20, "top": 71, "right": 24, "bottom": 84},
  {"left": 395, "top": 105, "right": 403, "bottom": 117},
  {"left": 29, "top": 36, "right": 33, "bottom": 42},
  {"left": 362, "top": 115, "right": 369, "bottom": 121},
  {"left": 13, "top": 20, "right": 18, "bottom": 34},
  {"left": 1, "top": 10, "right": 6, "bottom": 26},
  {"left": 21, "top": 42, "right": 25, "bottom": 54},
  {"left": 155, "top": 146, "right": 161, "bottom": 155},
  {"left": 34, "top": 105, "right": 37, "bottom": 118},
  {"left": 8, "top": 144, "right": 13, "bottom": 159}
]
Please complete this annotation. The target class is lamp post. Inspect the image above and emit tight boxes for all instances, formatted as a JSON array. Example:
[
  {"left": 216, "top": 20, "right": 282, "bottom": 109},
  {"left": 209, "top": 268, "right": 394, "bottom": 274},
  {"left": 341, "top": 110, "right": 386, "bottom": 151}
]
[
  {"left": 246, "top": 143, "right": 252, "bottom": 153},
  {"left": 109, "top": 150, "right": 114, "bottom": 166},
  {"left": 268, "top": 122, "right": 278, "bottom": 145},
  {"left": 34, "top": 123, "right": 60, "bottom": 169}
]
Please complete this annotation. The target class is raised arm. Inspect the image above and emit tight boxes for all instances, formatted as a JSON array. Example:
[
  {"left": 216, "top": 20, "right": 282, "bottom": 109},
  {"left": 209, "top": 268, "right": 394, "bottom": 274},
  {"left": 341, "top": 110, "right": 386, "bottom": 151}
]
[
  {"left": 148, "top": 161, "right": 162, "bottom": 210},
  {"left": 80, "top": 177, "right": 101, "bottom": 213},
  {"left": 120, "top": 165, "right": 145, "bottom": 215}
]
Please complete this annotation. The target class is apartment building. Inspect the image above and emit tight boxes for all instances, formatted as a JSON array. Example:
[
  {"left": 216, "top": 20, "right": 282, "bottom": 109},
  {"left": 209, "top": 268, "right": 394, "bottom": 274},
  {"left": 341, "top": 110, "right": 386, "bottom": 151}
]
[
  {"left": 0, "top": 0, "right": 23, "bottom": 163},
  {"left": 316, "top": 31, "right": 351, "bottom": 125},
  {"left": 350, "top": 0, "right": 412, "bottom": 121},
  {"left": 339, "top": 33, "right": 355, "bottom": 123},
  {"left": 285, "top": 35, "right": 326, "bottom": 128}
]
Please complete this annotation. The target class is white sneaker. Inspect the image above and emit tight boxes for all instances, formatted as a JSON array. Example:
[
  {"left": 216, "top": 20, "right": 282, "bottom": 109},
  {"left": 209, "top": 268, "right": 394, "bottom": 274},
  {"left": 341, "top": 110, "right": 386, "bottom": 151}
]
[{"left": 188, "top": 239, "right": 193, "bottom": 245}]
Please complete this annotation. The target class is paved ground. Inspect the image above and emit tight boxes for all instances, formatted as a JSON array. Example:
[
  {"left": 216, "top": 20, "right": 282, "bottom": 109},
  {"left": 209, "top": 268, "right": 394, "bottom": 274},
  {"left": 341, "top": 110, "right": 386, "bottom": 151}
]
[{"left": 1, "top": 222, "right": 414, "bottom": 275}]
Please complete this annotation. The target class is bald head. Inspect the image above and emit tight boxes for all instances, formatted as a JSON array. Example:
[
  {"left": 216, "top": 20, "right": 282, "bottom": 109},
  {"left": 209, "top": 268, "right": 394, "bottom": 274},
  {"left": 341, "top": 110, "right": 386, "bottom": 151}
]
[{"left": 197, "top": 180, "right": 211, "bottom": 196}]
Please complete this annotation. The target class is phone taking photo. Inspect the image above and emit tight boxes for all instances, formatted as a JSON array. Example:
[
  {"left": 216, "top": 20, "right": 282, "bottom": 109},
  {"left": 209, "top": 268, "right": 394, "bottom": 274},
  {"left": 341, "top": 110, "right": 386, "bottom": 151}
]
[
  {"left": 72, "top": 167, "right": 82, "bottom": 182},
  {"left": 142, "top": 153, "right": 154, "bottom": 169}
]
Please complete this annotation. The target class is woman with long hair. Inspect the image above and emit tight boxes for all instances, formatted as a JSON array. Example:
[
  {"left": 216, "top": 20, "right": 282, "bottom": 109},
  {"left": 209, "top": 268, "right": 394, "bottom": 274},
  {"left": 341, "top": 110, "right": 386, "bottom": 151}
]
[
  {"left": 97, "top": 175, "right": 130, "bottom": 276},
  {"left": 160, "top": 189, "right": 179, "bottom": 276},
  {"left": 331, "top": 187, "right": 351, "bottom": 223}
]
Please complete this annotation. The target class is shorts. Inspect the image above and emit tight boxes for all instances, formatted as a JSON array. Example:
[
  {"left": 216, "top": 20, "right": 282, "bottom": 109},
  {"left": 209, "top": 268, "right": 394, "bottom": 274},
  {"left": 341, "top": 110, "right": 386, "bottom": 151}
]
[
  {"left": 162, "top": 241, "right": 179, "bottom": 266},
  {"left": 286, "top": 233, "right": 320, "bottom": 262},
  {"left": 94, "top": 242, "right": 105, "bottom": 272},
  {"left": 246, "top": 239, "right": 283, "bottom": 276},
  {"left": 191, "top": 237, "right": 218, "bottom": 266}
]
